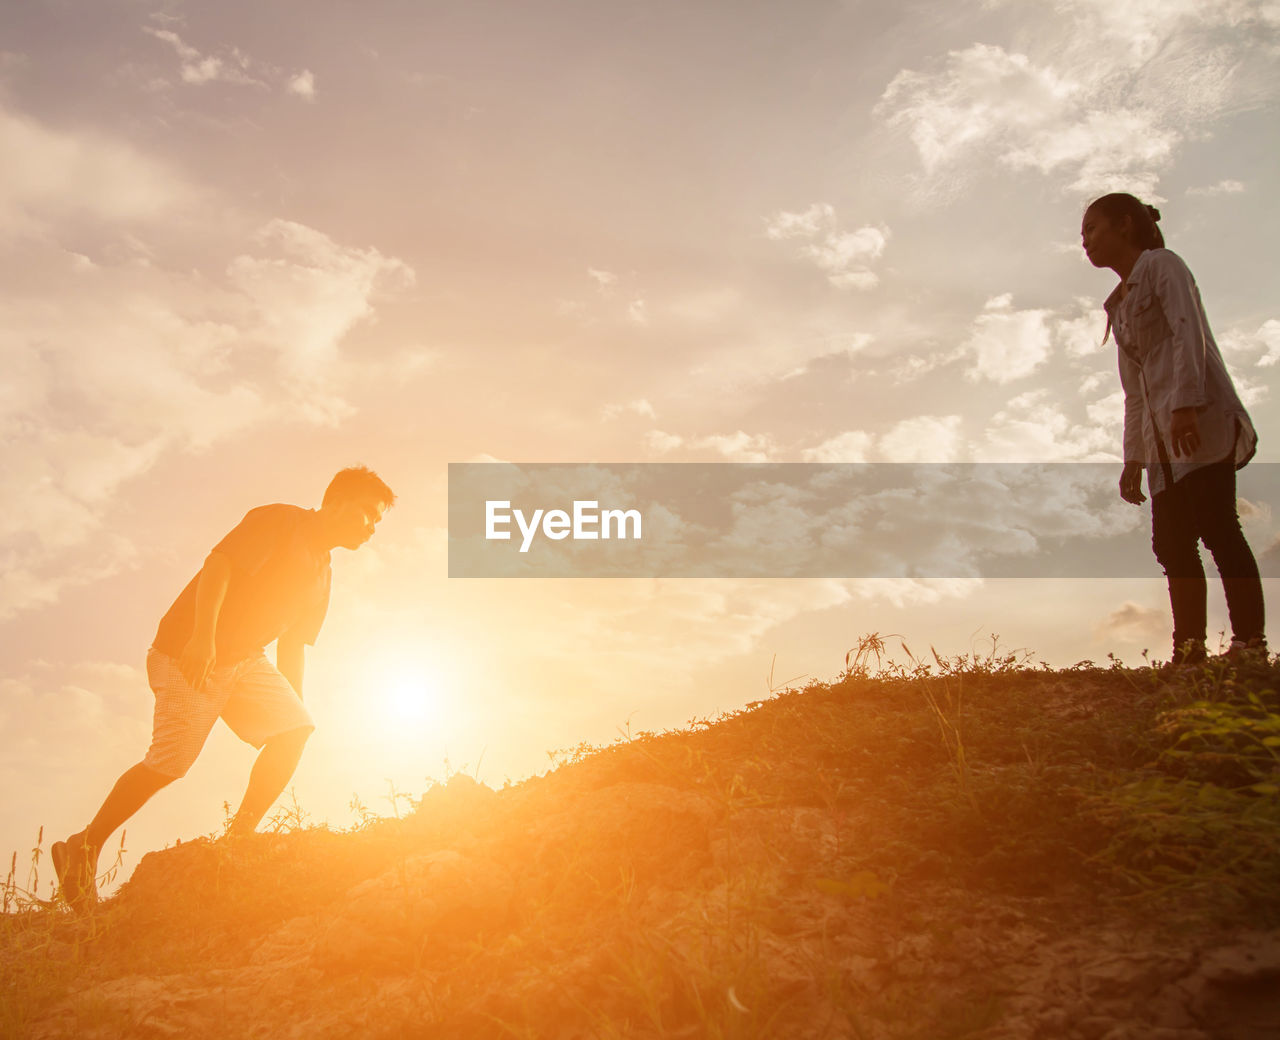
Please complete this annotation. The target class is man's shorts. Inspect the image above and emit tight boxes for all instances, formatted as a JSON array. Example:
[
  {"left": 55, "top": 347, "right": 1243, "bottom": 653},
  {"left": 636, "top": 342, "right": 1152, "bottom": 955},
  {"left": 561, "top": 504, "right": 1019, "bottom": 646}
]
[{"left": 143, "top": 648, "right": 316, "bottom": 779}]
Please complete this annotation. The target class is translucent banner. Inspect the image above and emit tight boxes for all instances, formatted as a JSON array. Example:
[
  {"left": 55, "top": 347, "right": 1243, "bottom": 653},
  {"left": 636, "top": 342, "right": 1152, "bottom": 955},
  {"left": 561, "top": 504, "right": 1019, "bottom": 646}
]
[{"left": 447, "top": 463, "right": 1280, "bottom": 578}]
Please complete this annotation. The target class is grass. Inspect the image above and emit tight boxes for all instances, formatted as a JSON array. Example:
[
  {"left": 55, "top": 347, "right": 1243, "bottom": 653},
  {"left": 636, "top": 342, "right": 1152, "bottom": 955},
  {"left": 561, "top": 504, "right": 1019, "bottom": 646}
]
[{"left": 4, "top": 637, "right": 1279, "bottom": 1038}]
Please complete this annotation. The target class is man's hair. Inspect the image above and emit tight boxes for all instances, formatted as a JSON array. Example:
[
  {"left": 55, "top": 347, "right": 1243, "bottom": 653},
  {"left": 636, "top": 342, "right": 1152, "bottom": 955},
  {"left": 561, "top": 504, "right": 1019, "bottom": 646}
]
[{"left": 323, "top": 466, "right": 396, "bottom": 508}]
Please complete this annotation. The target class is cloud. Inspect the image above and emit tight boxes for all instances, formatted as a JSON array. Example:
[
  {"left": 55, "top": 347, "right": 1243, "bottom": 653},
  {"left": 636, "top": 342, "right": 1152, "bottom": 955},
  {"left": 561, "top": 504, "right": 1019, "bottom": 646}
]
[
  {"left": 714, "top": 464, "right": 1137, "bottom": 577},
  {"left": 802, "top": 431, "right": 874, "bottom": 463},
  {"left": 1056, "top": 297, "right": 1107, "bottom": 358},
  {"left": 1188, "top": 179, "right": 1246, "bottom": 196},
  {"left": 1096, "top": 601, "right": 1167, "bottom": 644},
  {"left": 0, "top": 537, "right": 141, "bottom": 622},
  {"left": 1045, "top": 0, "right": 1280, "bottom": 62},
  {"left": 877, "top": 6, "right": 1277, "bottom": 195},
  {"left": 1237, "top": 496, "right": 1272, "bottom": 530},
  {"left": 226, "top": 219, "right": 414, "bottom": 413},
  {"left": 1232, "top": 319, "right": 1280, "bottom": 367},
  {"left": 1085, "top": 390, "right": 1125, "bottom": 431},
  {"left": 561, "top": 268, "right": 649, "bottom": 329},
  {"left": 0, "top": 104, "right": 198, "bottom": 233},
  {"left": 143, "top": 28, "right": 317, "bottom": 101},
  {"left": 0, "top": 658, "right": 151, "bottom": 773},
  {"left": 287, "top": 69, "right": 317, "bottom": 101},
  {"left": 807, "top": 418, "right": 984, "bottom": 464},
  {"left": 878, "top": 415, "right": 963, "bottom": 463},
  {"left": 1216, "top": 320, "right": 1277, "bottom": 407},
  {"left": 879, "top": 45, "right": 1078, "bottom": 174},
  {"left": 977, "top": 390, "right": 1114, "bottom": 462},
  {"left": 690, "top": 326, "right": 876, "bottom": 389},
  {"left": 700, "top": 431, "right": 775, "bottom": 462},
  {"left": 144, "top": 28, "right": 264, "bottom": 88},
  {"left": 777, "top": 385, "right": 1116, "bottom": 465},
  {"left": 1002, "top": 108, "right": 1176, "bottom": 196},
  {"left": 849, "top": 579, "right": 984, "bottom": 611},
  {"left": 960, "top": 294, "right": 1053, "bottom": 383},
  {"left": 886, "top": 354, "right": 943, "bottom": 385},
  {"left": 0, "top": 217, "right": 414, "bottom": 619},
  {"left": 898, "top": 295, "right": 1107, "bottom": 389},
  {"left": 764, "top": 207, "right": 830, "bottom": 238},
  {"left": 602, "top": 399, "right": 657, "bottom": 421},
  {"left": 644, "top": 429, "right": 775, "bottom": 462},
  {"left": 1079, "top": 371, "right": 1109, "bottom": 395},
  {"left": 765, "top": 203, "right": 888, "bottom": 290},
  {"left": 1227, "top": 366, "right": 1270, "bottom": 409},
  {"left": 645, "top": 430, "right": 684, "bottom": 453}
]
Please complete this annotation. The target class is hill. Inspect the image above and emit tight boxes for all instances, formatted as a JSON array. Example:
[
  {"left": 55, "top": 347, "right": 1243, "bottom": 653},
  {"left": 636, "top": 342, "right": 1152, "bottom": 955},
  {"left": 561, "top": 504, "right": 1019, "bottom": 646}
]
[{"left": 4, "top": 638, "right": 1280, "bottom": 1040}]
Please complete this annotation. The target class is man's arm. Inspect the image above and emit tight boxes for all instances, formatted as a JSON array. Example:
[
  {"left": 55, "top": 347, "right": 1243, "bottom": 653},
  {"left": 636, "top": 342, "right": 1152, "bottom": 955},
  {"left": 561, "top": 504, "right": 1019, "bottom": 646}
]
[
  {"left": 178, "top": 552, "right": 231, "bottom": 691},
  {"left": 277, "top": 634, "right": 305, "bottom": 699}
]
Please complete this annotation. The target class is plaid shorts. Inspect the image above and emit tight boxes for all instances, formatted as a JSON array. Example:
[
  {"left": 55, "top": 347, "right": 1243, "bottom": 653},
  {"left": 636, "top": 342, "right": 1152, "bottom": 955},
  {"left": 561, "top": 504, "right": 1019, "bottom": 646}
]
[{"left": 143, "top": 648, "right": 316, "bottom": 778}]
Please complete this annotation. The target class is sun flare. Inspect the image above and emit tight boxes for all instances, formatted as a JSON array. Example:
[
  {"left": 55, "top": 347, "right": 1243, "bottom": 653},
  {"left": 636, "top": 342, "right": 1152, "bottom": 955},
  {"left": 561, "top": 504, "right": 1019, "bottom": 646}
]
[
  {"left": 369, "top": 658, "right": 444, "bottom": 732},
  {"left": 386, "top": 673, "right": 434, "bottom": 725},
  {"left": 394, "top": 671, "right": 435, "bottom": 717}
]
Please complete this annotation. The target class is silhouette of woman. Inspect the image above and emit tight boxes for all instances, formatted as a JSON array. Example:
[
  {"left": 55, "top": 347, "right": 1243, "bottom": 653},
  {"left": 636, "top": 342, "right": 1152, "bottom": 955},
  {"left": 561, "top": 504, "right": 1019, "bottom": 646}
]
[{"left": 1082, "top": 193, "right": 1265, "bottom": 664}]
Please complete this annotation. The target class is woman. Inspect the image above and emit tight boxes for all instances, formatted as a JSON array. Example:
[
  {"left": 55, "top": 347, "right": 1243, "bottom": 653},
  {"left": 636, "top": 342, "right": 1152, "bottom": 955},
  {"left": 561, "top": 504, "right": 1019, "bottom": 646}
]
[{"left": 1081, "top": 192, "right": 1265, "bottom": 664}]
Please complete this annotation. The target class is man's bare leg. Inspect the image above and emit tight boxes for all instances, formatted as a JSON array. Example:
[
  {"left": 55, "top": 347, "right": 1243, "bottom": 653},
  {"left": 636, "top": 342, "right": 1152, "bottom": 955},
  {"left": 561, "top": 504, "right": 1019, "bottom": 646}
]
[
  {"left": 228, "top": 727, "right": 312, "bottom": 837},
  {"left": 56, "top": 762, "right": 175, "bottom": 907}
]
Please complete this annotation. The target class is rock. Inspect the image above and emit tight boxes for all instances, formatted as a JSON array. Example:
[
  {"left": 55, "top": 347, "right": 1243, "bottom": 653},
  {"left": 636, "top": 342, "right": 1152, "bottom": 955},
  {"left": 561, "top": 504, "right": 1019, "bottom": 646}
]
[
  {"left": 1146, "top": 982, "right": 1196, "bottom": 1029},
  {"left": 1100, "top": 1027, "right": 1208, "bottom": 1040},
  {"left": 33, "top": 970, "right": 250, "bottom": 1040},
  {"left": 523, "top": 782, "right": 715, "bottom": 887},
  {"left": 1188, "top": 933, "right": 1280, "bottom": 1040},
  {"left": 250, "top": 913, "right": 319, "bottom": 966},
  {"left": 1078, "top": 1013, "right": 1122, "bottom": 1039},
  {"left": 1080, "top": 951, "right": 1192, "bottom": 1001},
  {"left": 1196, "top": 932, "right": 1280, "bottom": 985},
  {"left": 311, "top": 849, "right": 514, "bottom": 974}
]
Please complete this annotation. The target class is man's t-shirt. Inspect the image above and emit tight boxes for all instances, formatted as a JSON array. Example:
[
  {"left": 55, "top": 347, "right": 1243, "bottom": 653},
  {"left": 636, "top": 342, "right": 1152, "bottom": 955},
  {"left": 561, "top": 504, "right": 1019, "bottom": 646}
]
[{"left": 153, "top": 504, "right": 332, "bottom": 665}]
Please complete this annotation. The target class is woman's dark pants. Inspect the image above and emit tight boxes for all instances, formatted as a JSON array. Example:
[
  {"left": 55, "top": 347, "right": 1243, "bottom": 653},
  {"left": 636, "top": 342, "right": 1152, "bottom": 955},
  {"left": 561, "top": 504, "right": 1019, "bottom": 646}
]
[{"left": 1150, "top": 459, "right": 1265, "bottom": 651}]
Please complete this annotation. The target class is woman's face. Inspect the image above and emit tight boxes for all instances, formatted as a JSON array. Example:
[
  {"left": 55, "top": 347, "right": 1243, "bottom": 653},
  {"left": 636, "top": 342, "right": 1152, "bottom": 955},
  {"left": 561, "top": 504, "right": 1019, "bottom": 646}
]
[{"left": 1080, "top": 206, "right": 1130, "bottom": 270}]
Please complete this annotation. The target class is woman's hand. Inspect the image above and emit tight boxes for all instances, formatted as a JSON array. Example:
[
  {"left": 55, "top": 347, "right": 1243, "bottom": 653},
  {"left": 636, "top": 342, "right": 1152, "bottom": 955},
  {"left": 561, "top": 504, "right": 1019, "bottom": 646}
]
[
  {"left": 1119, "top": 461, "right": 1146, "bottom": 505},
  {"left": 1169, "top": 406, "right": 1201, "bottom": 458}
]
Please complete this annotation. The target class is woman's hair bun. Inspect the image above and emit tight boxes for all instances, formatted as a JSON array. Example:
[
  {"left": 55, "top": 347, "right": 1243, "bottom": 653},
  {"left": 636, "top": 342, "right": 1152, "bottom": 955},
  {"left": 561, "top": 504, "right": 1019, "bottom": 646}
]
[{"left": 1146, "top": 204, "right": 1161, "bottom": 223}]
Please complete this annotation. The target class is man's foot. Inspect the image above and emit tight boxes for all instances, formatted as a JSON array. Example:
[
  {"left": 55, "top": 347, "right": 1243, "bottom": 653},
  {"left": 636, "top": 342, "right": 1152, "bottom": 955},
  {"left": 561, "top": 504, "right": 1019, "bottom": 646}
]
[{"left": 51, "top": 832, "right": 99, "bottom": 913}]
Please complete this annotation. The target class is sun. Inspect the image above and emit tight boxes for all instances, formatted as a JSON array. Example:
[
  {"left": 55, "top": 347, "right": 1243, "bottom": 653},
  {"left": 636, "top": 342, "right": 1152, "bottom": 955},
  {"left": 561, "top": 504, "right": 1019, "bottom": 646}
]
[
  {"left": 372, "top": 663, "right": 442, "bottom": 732},
  {"left": 347, "top": 642, "right": 463, "bottom": 742},
  {"left": 386, "top": 672, "right": 434, "bottom": 725}
]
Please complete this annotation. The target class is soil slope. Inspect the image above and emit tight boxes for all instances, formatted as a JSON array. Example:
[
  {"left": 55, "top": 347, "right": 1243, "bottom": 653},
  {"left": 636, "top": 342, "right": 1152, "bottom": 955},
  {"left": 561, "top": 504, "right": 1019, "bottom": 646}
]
[{"left": 5, "top": 647, "right": 1280, "bottom": 1039}]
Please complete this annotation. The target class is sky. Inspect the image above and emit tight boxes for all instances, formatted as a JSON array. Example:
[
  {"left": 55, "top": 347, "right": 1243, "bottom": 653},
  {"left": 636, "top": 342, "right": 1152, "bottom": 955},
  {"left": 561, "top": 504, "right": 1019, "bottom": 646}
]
[{"left": 2, "top": 0, "right": 1279, "bottom": 895}]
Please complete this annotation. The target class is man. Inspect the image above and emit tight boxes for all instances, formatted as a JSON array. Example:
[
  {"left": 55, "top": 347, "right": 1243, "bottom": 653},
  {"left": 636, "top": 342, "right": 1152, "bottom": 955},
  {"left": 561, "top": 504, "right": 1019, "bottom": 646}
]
[{"left": 52, "top": 465, "right": 395, "bottom": 910}]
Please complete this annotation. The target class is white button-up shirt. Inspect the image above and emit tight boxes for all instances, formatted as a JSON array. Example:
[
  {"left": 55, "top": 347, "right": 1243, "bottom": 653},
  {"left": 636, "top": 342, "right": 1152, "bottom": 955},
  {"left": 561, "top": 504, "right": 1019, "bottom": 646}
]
[{"left": 1105, "top": 248, "right": 1256, "bottom": 497}]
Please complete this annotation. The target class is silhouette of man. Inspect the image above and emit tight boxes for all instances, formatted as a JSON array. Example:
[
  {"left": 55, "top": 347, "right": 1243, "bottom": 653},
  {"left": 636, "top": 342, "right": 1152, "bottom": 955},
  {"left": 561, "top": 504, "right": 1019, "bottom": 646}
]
[{"left": 52, "top": 466, "right": 395, "bottom": 910}]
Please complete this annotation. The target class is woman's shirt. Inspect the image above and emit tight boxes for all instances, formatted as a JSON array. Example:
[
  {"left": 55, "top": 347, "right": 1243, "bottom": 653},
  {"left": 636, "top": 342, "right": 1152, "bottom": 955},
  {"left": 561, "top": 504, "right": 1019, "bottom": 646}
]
[{"left": 1105, "top": 247, "right": 1256, "bottom": 497}]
